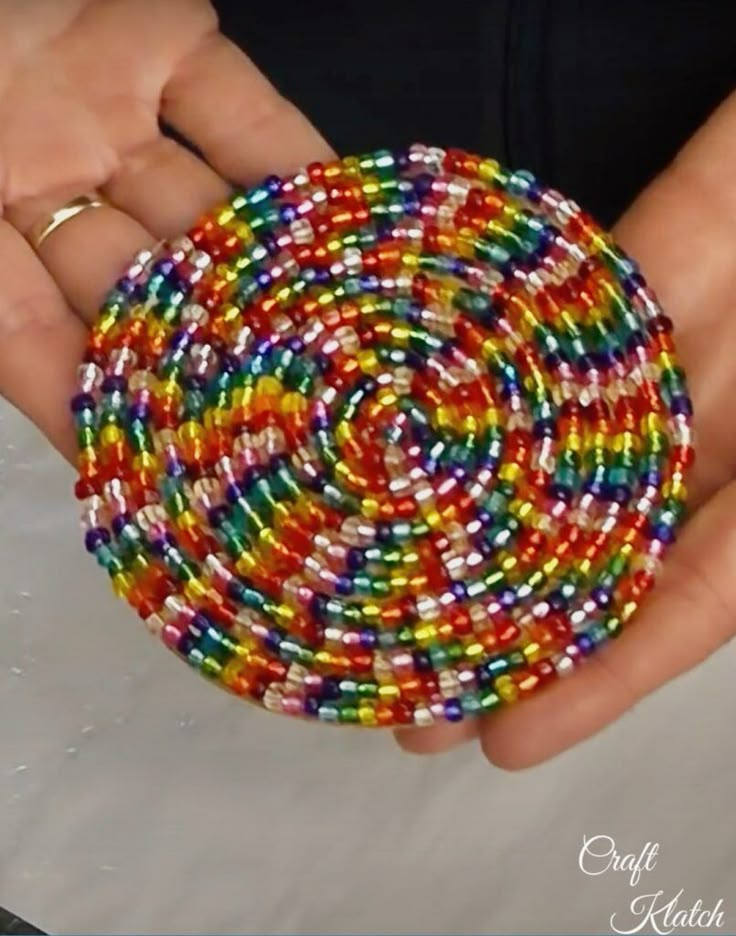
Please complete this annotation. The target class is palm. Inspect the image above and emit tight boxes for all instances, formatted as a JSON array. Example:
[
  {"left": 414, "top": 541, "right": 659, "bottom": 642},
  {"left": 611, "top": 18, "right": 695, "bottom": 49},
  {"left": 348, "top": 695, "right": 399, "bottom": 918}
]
[
  {"left": 0, "top": 0, "right": 331, "bottom": 458},
  {"left": 399, "top": 93, "right": 736, "bottom": 766}
]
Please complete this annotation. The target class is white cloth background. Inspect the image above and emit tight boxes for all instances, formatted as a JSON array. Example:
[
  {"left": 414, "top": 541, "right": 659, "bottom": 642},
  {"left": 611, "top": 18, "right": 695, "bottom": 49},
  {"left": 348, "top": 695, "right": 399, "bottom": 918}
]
[{"left": 1, "top": 400, "right": 734, "bottom": 935}]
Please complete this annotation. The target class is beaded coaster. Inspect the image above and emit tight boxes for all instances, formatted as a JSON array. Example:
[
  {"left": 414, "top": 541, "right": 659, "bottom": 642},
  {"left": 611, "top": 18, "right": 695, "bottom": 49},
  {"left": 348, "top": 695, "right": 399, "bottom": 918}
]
[{"left": 72, "top": 145, "right": 694, "bottom": 728}]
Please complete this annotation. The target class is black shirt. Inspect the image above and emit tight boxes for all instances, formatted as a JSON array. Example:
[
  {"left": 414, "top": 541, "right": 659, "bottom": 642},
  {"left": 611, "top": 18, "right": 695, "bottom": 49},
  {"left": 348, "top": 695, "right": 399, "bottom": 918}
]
[{"left": 213, "top": 0, "right": 735, "bottom": 225}]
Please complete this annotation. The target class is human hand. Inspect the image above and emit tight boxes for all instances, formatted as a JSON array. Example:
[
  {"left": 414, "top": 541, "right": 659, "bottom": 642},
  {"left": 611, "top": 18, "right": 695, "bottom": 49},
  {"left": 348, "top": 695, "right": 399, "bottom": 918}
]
[
  {"left": 0, "top": 0, "right": 332, "bottom": 458},
  {"left": 398, "top": 91, "right": 736, "bottom": 767}
]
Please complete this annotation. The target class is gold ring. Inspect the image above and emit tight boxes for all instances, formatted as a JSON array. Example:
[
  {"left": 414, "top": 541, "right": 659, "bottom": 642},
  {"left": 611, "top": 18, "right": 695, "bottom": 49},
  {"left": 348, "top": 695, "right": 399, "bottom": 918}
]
[{"left": 28, "top": 193, "right": 107, "bottom": 251}]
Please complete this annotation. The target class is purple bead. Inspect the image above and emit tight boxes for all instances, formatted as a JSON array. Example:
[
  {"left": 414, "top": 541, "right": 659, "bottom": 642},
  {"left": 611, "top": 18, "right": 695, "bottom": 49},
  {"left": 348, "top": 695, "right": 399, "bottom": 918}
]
[
  {"left": 101, "top": 375, "right": 127, "bottom": 394},
  {"left": 127, "top": 403, "right": 150, "bottom": 423},
  {"left": 190, "top": 613, "right": 210, "bottom": 635},
  {"left": 207, "top": 506, "right": 229, "bottom": 528},
  {"left": 575, "top": 634, "right": 595, "bottom": 656},
  {"left": 310, "top": 414, "right": 330, "bottom": 432},
  {"left": 413, "top": 173, "right": 434, "bottom": 197},
  {"left": 413, "top": 649, "right": 432, "bottom": 672},
  {"left": 360, "top": 628, "right": 377, "bottom": 650},
  {"left": 170, "top": 330, "right": 191, "bottom": 351},
  {"left": 153, "top": 258, "right": 175, "bottom": 278},
  {"left": 70, "top": 392, "right": 96, "bottom": 413},
  {"left": 591, "top": 586, "right": 612, "bottom": 608},
  {"left": 115, "top": 276, "right": 137, "bottom": 297},
  {"left": 450, "top": 581, "right": 467, "bottom": 601},
  {"left": 499, "top": 587, "right": 517, "bottom": 608},
  {"left": 150, "top": 537, "right": 168, "bottom": 557},
  {"left": 111, "top": 513, "right": 132, "bottom": 537},
  {"left": 670, "top": 395, "right": 693, "bottom": 417},
  {"left": 85, "top": 528, "right": 110, "bottom": 553},
  {"left": 309, "top": 593, "right": 329, "bottom": 620},
  {"left": 225, "top": 482, "right": 243, "bottom": 504},
  {"left": 264, "top": 629, "right": 282, "bottom": 652}
]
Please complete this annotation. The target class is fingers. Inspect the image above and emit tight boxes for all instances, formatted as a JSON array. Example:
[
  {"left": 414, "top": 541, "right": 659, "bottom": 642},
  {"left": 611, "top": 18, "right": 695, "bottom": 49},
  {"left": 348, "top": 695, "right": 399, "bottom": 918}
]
[
  {"left": 614, "top": 91, "right": 736, "bottom": 341},
  {"left": 478, "top": 481, "right": 736, "bottom": 770},
  {"left": 0, "top": 222, "right": 85, "bottom": 460},
  {"left": 104, "top": 135, "right": 230, "bottom": 238},
  {"left": 6, "top": 189, "right": 155, "bottom": 324},
  {"left": 612, "top": 91, "right": 736, "bottom": 506},
  {"left": 394, "top": 719, "right": 479, "bottom": 756},
  {"left": 161, "top": 33, "right": 334, "bottom": 185}
]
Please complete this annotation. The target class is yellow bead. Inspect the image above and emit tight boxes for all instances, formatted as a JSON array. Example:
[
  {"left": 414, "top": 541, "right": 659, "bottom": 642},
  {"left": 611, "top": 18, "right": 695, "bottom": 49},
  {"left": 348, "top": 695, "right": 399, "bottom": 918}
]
[
  {"left": 112, "top": 572, "right": 134, "bottom": 598},
  {"left": 100, "top": 424, "right": 123, "bottom": 446},
  {"left": 178, "top": 510, "right": 197, "bottom": 530},
  {"left": 183, "top": 578, "right": 207, "bottom": 601},
  {"left": 478, "top": 158, "right": 500, "bottom": 182},
  {"left": 378, "top": 684, "right": 400, "bottom": 701},
  {"left": 358, "top": 706, "right": 377, "bottom": 727},
  {"left": 256, "top": 376, "right": 282, "bottom": 397},
  {"left": 499, "top": 463, "right": 522, "bottom": 483},
  {"left": 235, "top": 553, "right": 257, "bottom": 575},
  {"left": 414, "top": 624, "right": 438, "bottom": 645},
  {"left": 362, "top": 498, "right": 380, "bottom": 519},
  {"left": 357, "top": 349, "right": 379, "bottom": 374},
  {"left": 495, "top": 675, "right": 519, "bottom": 704}
]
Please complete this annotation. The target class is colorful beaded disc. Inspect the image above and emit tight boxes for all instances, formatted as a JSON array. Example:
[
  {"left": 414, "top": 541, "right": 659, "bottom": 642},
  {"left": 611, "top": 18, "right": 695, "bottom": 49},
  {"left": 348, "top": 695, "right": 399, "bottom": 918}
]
[{"left": 72, "top": 145, "right": 694, "bottom": 728}]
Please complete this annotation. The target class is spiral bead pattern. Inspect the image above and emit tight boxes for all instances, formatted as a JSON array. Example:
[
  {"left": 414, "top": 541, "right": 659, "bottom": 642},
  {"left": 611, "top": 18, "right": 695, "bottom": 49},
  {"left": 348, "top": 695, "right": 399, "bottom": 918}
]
[{"left": 72, "top": 145, "right": 694, "bottom": 728}]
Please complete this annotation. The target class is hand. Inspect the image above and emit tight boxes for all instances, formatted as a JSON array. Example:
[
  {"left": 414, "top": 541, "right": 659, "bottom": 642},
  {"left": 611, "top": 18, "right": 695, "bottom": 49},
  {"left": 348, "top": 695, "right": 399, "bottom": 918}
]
[
  {"left": 398, "top": 91, "right": 736, "bottom": 767},
  {"left": 0, "top": 0, "right": 332, "bottom": 458}
]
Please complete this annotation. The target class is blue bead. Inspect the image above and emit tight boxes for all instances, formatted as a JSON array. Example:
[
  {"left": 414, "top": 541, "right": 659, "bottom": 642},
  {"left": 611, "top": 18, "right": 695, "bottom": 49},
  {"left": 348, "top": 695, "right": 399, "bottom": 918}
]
[
  {"left": 309, "top": 593, "right": 329, "bottom": 619},
  {"left": 444, "top": 698, "right": 463, "bottom": 722},
  {"left": 264, "top": 175, "right": 282, "bottom": 196},
  {"left": 321, "top": 677, "right": 341, "bottom": 700},
  {"left": 650, "top": 522, "right": 675, "bottom": 545},
  {"left": 375, "top": 522, "right": 393, "bottom": 544},
  {"left": 575, "top": 634, "right": 595, "bottom": 656},
  {"left": 346, "top": 548, "right": 366, "bottom": 571},
  {"left": 279, "top": 204, "right": 297, "bottom": 223},
  {"left": 335, "top": 575, "right": 354, "bottom": 596}
]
